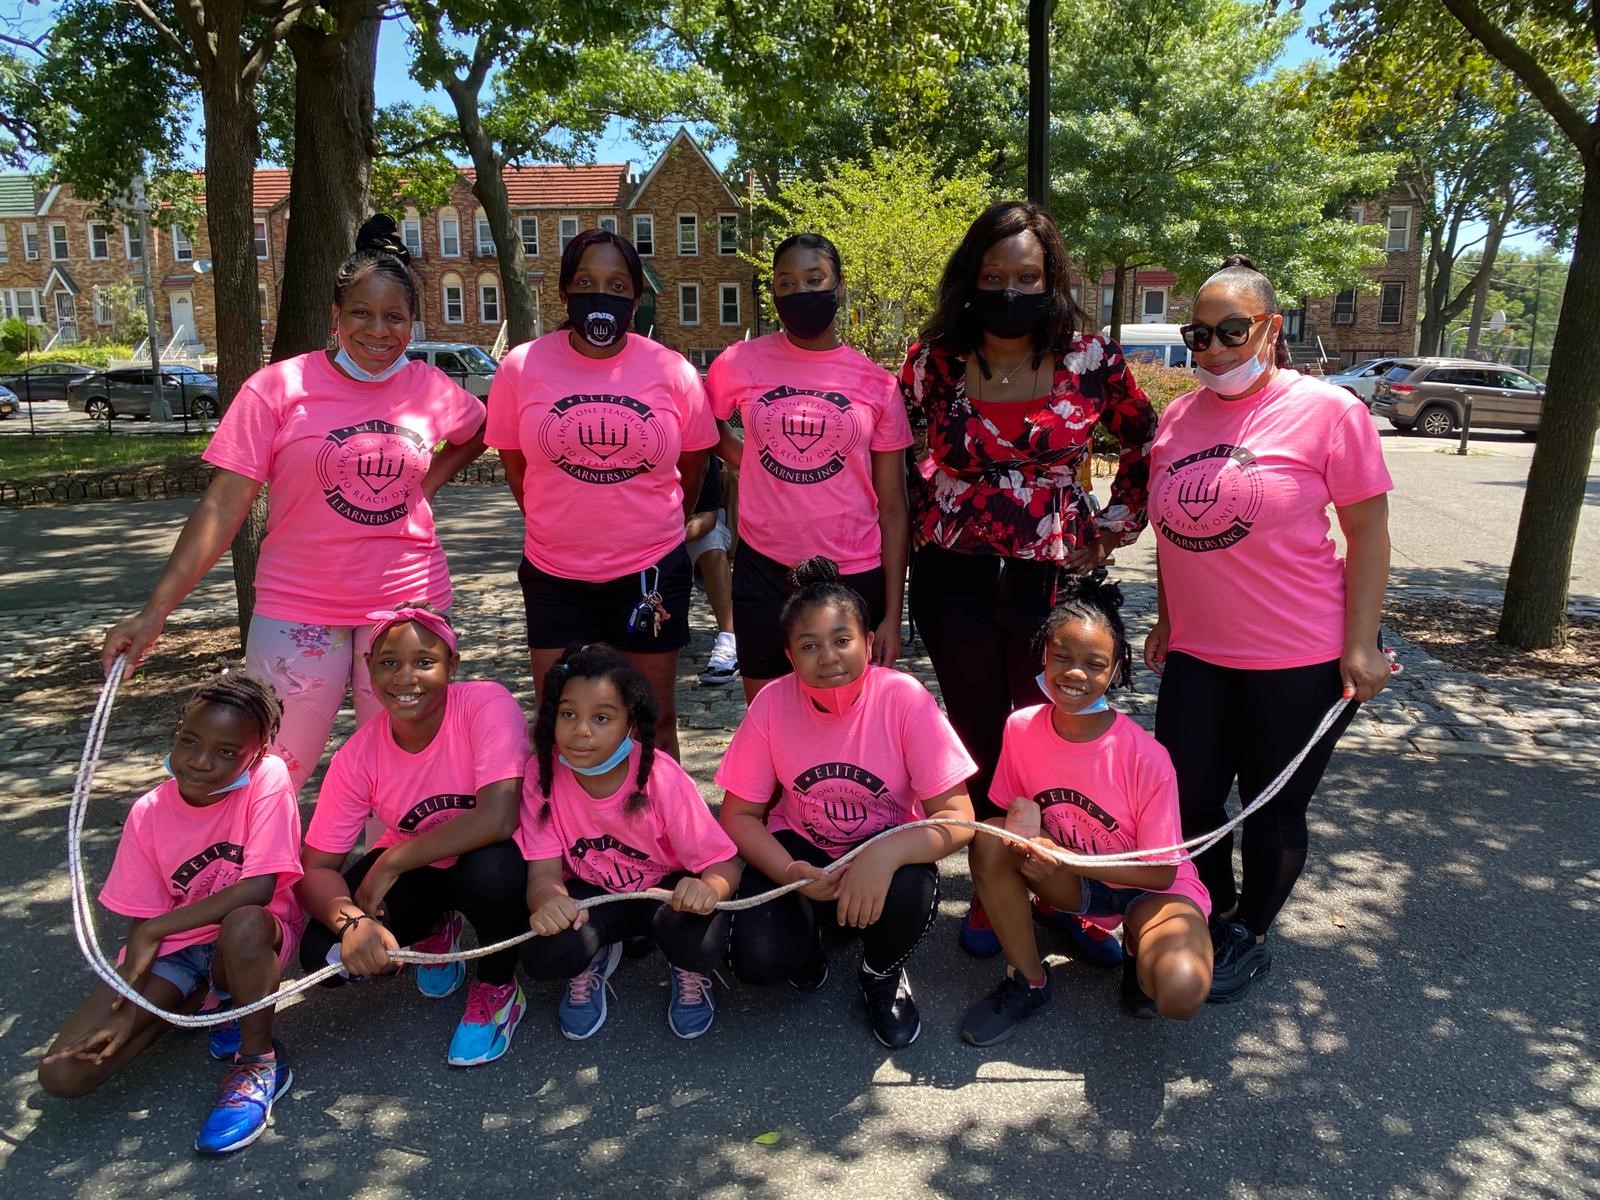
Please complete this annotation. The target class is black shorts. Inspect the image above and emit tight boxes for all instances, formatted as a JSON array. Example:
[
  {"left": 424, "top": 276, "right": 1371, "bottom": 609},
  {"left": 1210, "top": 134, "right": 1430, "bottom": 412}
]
[
  {"left": 518, "top": 544, "right": 693, "bottom": 654},
  {"left": 732, "top": 542, "right": 887, "bottom": 680}
]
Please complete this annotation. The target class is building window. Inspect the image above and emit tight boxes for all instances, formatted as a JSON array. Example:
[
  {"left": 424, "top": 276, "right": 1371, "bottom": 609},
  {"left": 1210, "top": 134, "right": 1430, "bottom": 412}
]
[
  {"left": 679, "top": 282, "right": 700, "bottom": 325},
  {"left": 402, "top": 212, "right": 423, "bottom": 257},
  {"left": 476, "top": 213, "right": 495, "bottom": 256},
  {"left": 50, "top": 223, "right": 68, "bottom": 260},
  {"left": 518, "top": 217, "right": 539, "bottom": 256},
  {"left": 1101, "top": 283, "right": 1115, "bottom": 316},
  {"left": 0, "top": 225, "right": 7, "bottom": 262},
  {"left": 599, "top": 216, "right": 618, "bottom": 234},
  {"left": 94, "top": 287, "right": 114, "bottom": 325},
  {"left": 15, "top": 288, "right": 39, "bottom": 322},
  {"left": 678, "top": 214, "right": 698, "bottom": 256},
  {"left": 559, "top": 217, "right": 579, "bottom": 253},
  {"left": 1348, "top": 204, "right": 1364, "bottom": 225},
  {"left": 1379, "top": 282, "right": 1404, "bottom": 325},
  {"left": 443, "top": 276, "right": 464, "bottom": 323},
  {"left": 253, "top": 219, "right": 269, "bottom": 259},
  {"left": 171, "top": 225, "right": 193, "bottom": 262},
  {"left": 88, "top": 222, "right": 109, "bottom": 260},
  {"left": 124, "top": 222, "right": 144, "bottom": 259},
  {"left": 132, "top": 286, "right": 148, "bottom": 313},
  {"left": 439, "top": 210, "right": 460, "bottom": 257},
  {"left": 1386, "top": 206, "right": 1411, "bottom": 252},
  {"left": 633, "top": 215, "right": 654, "bottom": 256},
  {"left": 1142, "top": 289, "right": 1166, "bottom": 321},
  {"left": 718, "top": 214, "right": 738, "bottom": 255},
  {"left": 258, "top": 283, "right": 269, "bottom": 321},
  {"left": 687, "top": 348, "right": 721, "bottom": 371},
  {"left": 1332, "top": 290, "right": 1356, "bottom": 324},
  {"left": 479, "top": 276, "right": 500, "bottom": 324},
  {"left": 22, "top": 223, "right": 39, "bottom": 260},
  {"left": 719, "top": 282, "right": 740, "bottom": 325}
]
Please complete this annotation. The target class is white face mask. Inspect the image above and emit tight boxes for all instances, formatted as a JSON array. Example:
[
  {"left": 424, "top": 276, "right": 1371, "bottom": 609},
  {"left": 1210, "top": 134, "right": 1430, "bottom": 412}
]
[
  {"left": 1193, "top": 348, "right": 1268, "bottom": 396},
  {"left": 335, "top": 344, "right": 411, "bottom": 383}
]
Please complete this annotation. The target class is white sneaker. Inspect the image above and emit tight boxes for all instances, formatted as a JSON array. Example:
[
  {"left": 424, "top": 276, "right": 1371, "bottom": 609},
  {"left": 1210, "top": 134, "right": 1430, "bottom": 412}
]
[{"left": 700, "top": 633, "right": 739, "bottom": 687}]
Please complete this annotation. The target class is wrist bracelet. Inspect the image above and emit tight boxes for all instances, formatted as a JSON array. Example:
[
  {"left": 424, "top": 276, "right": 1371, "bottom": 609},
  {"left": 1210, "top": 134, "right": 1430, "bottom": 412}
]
[{"left": 335, "top": 911, "right": 367, "bottom": 938}]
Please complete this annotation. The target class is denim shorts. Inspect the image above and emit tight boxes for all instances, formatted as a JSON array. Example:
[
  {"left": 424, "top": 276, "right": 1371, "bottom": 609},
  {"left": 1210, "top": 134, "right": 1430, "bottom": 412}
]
[
  {"left": 1070, "top": 878, "right": 1162, "bottom": 923},
  {"left": 149, "top": 941, "right": 220, "bottom": 999}
]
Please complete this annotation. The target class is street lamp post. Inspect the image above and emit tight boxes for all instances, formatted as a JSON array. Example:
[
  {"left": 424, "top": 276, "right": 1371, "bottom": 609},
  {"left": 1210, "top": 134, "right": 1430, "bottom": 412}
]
[
  {"left": 1027, "top": 0, "right": 1056, "bottom": 214},
  {"left": 130, "top": 176, "right": 169, "bottom": 421}
]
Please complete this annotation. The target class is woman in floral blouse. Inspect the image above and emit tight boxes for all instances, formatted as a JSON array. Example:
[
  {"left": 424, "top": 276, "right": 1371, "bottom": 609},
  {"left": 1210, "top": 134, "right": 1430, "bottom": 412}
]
[{"left": 898, "top": 200, "right": 1157, "bottom": 960}]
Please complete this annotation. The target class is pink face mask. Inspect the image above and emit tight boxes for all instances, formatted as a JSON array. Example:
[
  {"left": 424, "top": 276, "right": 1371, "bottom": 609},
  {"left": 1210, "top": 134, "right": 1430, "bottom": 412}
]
[{"left": 796, "top": 669, "right": 869, "bottom": 718}]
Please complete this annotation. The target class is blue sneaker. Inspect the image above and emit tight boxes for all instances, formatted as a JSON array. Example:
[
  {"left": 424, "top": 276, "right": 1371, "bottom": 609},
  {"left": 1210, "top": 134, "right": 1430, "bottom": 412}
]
[
  {"left": 1033, "top": 898, "right": 1124, "bottom": 967},
  {"left": 207, "top": 1017, "right": 241, "bottom": 1061},
  {"left": 412, "top": 911, "right": 466, "bottom": 998},
  {"left": 194, "top": 1042, "right": 292, "bottom": 1155},
  {"left": 446, "top": 979, "right": 525, "bottom": 1066},
  {"left": 667, "top": 966, "right": 716, "bottom": 1039},
  {"left": 958, "top": 898, "right": 1002, "bottom": 958},
  {"left": 559, "top": 943, "right": 622, "bottom": 1040}
]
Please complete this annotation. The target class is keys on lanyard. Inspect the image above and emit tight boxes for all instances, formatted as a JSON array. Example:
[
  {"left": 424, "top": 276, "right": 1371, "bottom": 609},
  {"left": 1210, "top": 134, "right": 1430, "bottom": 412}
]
[{"left": 627, "top": 567, "right": 670, "bottom": 638}]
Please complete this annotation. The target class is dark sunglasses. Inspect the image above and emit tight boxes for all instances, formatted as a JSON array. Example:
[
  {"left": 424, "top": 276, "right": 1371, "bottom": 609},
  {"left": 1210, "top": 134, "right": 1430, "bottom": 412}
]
[{"left": 1180, "top": 313, "right": 1270, "bottom": 351}]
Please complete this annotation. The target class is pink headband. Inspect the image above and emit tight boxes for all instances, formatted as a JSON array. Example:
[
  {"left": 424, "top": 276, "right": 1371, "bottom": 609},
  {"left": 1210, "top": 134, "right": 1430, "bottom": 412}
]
[{"left": 365, "top": 608, "right": 459, "bottom": 654}]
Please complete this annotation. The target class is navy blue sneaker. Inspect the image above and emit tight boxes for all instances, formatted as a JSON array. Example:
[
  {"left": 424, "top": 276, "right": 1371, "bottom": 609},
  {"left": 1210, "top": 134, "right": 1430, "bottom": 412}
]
[
  {"left": 1033, "top": 899, "right": 1124, "bottom": 967},
  {"left": 958, "top": 899, "right": 1001, "bottom": 958},
  {"left": 1206, "top": 922, "right": 1271, "bottom": 1003}
]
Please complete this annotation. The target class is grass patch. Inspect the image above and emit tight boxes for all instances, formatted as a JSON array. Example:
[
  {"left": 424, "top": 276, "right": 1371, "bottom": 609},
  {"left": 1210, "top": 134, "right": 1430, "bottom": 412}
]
[{"left": 0, "top": 434, "right": 210, "bottom": 482}]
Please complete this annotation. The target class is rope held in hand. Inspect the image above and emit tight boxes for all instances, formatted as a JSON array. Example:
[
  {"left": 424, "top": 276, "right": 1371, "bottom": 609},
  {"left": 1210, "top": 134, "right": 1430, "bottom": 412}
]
[{"left": 69, "top": 653, "right": 1351, "bottom": 1027}]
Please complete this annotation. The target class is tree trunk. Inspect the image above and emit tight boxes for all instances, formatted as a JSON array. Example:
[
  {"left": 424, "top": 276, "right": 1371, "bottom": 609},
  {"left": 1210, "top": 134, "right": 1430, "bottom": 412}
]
[
  {"left": 1464, "top": 212, "right": 1507, "bottom": 356},
  {"left": 269, "top": 3, "right": 380, "bottom": 363},
  {"left": 1498, "top": 157, "right": 1600, "bottom": 649},
  {"left": 1109, "top": 264, "right": 1128, "bottom": 345},
  {"left": 1418, "top": 222, "right": 1451, "bottom": 354}
]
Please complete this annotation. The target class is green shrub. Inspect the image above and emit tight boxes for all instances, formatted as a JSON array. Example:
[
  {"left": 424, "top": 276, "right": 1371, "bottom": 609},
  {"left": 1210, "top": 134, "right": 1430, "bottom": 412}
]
[
  {"left": 0, "top": 318, "right": 42, "bottom": 355},
  {"left": 0, "top": 343, "right": 137, "bottom": 372},
  {"left": 1093, "top": 360, "right": 1196, "bottom": 454}
]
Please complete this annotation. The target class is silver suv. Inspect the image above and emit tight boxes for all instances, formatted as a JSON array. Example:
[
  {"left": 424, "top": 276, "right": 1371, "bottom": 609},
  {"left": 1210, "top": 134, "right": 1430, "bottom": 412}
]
[
  {"left": 404, "top": 342, "right": 497, "bottom": 398},
  {"left": 1371, "top": 357, "right": 1545, "bottom": 437}
]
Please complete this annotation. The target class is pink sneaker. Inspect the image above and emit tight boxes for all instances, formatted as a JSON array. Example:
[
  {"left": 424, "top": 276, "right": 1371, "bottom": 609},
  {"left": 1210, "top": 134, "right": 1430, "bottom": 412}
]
[
  {"left": 413, "top": 911, "right": 466, "bottom": 998},
  {"left": 446, "top": 979, "right": 525, "bottom": 1066}
]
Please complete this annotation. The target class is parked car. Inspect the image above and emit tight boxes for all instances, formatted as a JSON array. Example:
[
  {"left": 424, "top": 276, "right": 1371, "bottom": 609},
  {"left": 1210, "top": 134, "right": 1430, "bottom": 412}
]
[
  {"left": 1371, "top": 357, "right": 1545, "bottom": 437},
  {"left": 1324, "top": 357, "right": 1398, "bottom": 405},
  {"left": 0, "top": 362, "right": 96, "bottom": 402},
  {"left": 66, "top": 366, "right": 221, "bottom": 421},
  {"left": 0, "top": 384, "right": 17, "bottom": 419},
  {"left": 404, "top": 342, "right": 498, "bottom": 397}
]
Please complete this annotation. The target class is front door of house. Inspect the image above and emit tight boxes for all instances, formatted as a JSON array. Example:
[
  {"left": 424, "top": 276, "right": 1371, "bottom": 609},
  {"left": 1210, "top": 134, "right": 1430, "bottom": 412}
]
[
  {"left": 53, "top": 291, "right": 76, "bottom": 340},
  {"left": 169, "top": 290, "right": 195, "bottom": 345}
]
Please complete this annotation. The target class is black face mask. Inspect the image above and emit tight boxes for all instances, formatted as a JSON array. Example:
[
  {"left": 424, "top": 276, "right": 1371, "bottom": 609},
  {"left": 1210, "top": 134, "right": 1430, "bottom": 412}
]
[
  {"left": 968, "top": 288, "right": 1054, "bottom": 339},
  {"left": 775, "top": 289, "right": 840, "bottom": 341},
  {"left": 566, "top": 293, "right": 635, "bottom": 348}
]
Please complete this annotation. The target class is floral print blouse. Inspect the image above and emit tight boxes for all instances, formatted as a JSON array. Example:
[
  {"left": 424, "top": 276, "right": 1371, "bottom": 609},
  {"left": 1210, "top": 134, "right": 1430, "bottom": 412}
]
[{"left": 898, "top": 333, "right": 1156, "bottom": 562}]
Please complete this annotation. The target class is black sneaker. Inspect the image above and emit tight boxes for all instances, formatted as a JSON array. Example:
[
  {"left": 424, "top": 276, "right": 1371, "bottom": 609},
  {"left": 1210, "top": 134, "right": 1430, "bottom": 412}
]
[
  {"left": 788, "top": 946, "right": 830, "bottom": 992},
  {"left": 1206, "top": 922, "right": 1271, "bottom": 1004},
  {"left": 859, "top": 967, "right": 921, "bottom": 1048},
  {"left": 1120, "top": 954, "right": 1158, "bottom": 1019},
  {"left": 960, "top": 966, "right": 1054, "bottom": 1046}
]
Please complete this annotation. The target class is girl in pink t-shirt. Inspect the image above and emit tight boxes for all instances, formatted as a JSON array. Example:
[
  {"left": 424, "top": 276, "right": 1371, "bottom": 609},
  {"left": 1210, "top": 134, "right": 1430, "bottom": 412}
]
[
  {"left": 705, "top": 233, "right": 913, "bottom": 703},
  {"left": 959, "top": 576, "right": 1213, "bottom": 1048},
  {"left": 717, "top": 557, "right": 977, "bottom": 1050},
  {"left": 101, "top": 216, "right": 488, "bottom": 792},
  {"left": 1146, "top": 256, "right": 1393, "bottom": 1005},
  {"left": 296, "top": 607, "right": 530, "bottom": 1069},
  {"left": 486, "top": 230, "right": 719, "bottom": 760},
  {"left": 40, "top": 676, "right": 302, "bottom": 1155},
  {"left": 517, "top": 644, "right": 740, "bottom": 1042}
]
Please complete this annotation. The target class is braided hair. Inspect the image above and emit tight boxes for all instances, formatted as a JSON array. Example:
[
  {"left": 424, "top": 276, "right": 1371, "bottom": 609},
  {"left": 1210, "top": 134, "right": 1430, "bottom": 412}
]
[
  {"left": 778, "top": 556, "right": 872, "bottom": 643},
  {"left": 181, "top": 673, "right": 283, "bottom": 746},
  {"left": 533, "top": 643, "right": 658, "bottom": 818},
  {"left": 333, "top": 214, "right": 419, "bottom": 318},
  {"left": 1031, "top": 573, "right": 1133, "bottom": 690}
]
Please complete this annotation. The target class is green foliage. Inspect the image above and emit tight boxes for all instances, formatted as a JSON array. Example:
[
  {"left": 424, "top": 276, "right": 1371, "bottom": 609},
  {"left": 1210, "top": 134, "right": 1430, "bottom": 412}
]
[
  {"left": 752, "top": 148, "right": 994, "bottom": 366},
  {"left": 372, "top": 103, "right": 467, "bottom": 212},
  {"left": 95, "top": 281, "right": 152, "bottom": 346},
  {"left": 0, "top": 318, "right": 42, "bottom": 355},
  {"left": 0, "top": 345, "right": 137, "bottom": 372},
  {"left": 1093, "top": 361, "right": 1194, "bottom": 454}
]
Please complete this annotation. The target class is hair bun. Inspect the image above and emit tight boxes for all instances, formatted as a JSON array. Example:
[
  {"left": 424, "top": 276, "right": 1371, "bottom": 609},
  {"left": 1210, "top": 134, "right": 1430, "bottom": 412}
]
[
  {"left": 356, "top": 214, "right": 409, "bottom": 263},
  {"left": 1220, "top": 253, "right": 1259, "bottom": 273},
  {"left": 789, "top": 556, "right": 842, "bottom": 589},
  {"left": 1061, "top": 571, "right": 1124, "bottom": 611}
]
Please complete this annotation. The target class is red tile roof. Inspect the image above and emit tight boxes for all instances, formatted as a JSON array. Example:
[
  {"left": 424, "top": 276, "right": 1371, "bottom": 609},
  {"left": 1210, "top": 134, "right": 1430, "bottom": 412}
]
[
  {"left": 463, "top": 163, "right": 628, "bottom": 208},
  {"left": 253, "top": 169, "right": 291, "bottom": 210}
]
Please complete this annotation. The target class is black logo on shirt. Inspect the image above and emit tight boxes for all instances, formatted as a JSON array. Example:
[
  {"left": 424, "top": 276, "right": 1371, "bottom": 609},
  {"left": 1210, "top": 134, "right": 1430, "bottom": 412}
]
[
  {"left": 750, "top": 386, "right": 860, "bottom": 485},
  {"left": 1035, "top": 788, "right": 1121, "bottom": 856},
  {"left": 570, "top": 833, "right": 664, "bottom": 892},
  {"left": 397, "top": 793, "right": 476, "bottom": 834},
  {"left": 316, "top": 420, "right": 429, "bottom": 526},
  {"left": 793, "top": 761, "right": 896, "bottom": 849},
  {"left": 1153, "top": 443, "right": 1263, "bottom": 553},
  {"left": 538, "top": 394, "right": 668, "bottom": 485},
  {"left": 170, "top": 841, "right": 245, "bottom": 896}
]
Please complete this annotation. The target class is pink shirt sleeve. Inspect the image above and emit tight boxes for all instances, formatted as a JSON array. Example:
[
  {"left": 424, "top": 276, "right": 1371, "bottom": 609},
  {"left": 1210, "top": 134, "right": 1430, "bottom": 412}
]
[
  {"left": 484, "top": 346, "right": 526, "bottom": 451},
  {"left": 513, "top": 774, "right": 563, "bottom": 862},
  {"left": 99, "top": 794, "right": 169, "bottom": 918},
  {"left": 1324, "top": 401, "right": 1394, "bottom": 507},
  {"left": 987, "top": 716, "right": 1025, "bottom": 814},
  {"left": 658, "top": 765, "right": 739, "bottom": 873},
  {"left": 470, "top": 688, "right": 532, "bottom": 788},
  {"left": 1130, "top": 744, "right": 1183, "bottom": 855},
  {"left": 432, "top": 370, "right": 488, "bottom": 445},
  {"left": 868, "top": 371, "right": 915, "bottom": 453},
  {"left": 240, "top": 757, "right": 305, "bottom": 884},
  {"left": 304, "top": 739, "right": 375, "bottom": 856},
  {"left": 714, "top": 696, "right": 778, "bottom": 803},
  {"left": 676, "top": 357, "right": 719, "bottom": 452},
  {"left": 902, "top": 684, "right": 978, "bottom": 802},
  {"left": 705, "top": 349, "right": 738, "bottom": 421},
  {"left": 201, "top": 377, "right": 280, "bottom": 483}
]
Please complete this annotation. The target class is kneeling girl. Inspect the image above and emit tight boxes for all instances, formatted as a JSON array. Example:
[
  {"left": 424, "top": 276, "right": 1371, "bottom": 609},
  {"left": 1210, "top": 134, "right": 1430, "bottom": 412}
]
[{"left": 718, "top": 558, "right": 976, "bottom": 1048}]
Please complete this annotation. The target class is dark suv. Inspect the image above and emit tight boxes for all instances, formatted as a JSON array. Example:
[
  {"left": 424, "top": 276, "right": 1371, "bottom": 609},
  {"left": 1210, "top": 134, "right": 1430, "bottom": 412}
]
[{"left": 1371, "top": 358, "right": 1545, "bottom": 437}]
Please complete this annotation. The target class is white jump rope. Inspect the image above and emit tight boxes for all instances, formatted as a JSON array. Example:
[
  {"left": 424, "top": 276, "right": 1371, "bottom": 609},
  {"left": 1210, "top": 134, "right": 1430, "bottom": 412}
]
[{"left": 68, "top": 653, "right": 1353, "bottom": 1028}]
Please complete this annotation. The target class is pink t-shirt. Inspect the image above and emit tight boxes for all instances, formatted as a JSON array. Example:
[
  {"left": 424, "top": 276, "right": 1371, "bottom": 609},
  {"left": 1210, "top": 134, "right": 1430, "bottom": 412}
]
[
  {"left": 1149, "top": 370, "right": 1393, "bottom": 669},
  {"left": 204, "top": 352, "right": 485, "bottom": 625},
  {"left": 515, "top": 748, "right": 738, "bottom": 892},
  {"left": 306, "top": 681, "right": 529, "bottom": 868},
  {"left": 715, "top": 666, "right": 977, "bottom": 858},
  {"left": 100, "top": 754, "right": 305, "bottom": 958},
  {"left": 706, "top": 333, "right": 913, "bottom": 574},
  {"left": 485, "top": 332, "right": 718, "bottom": 580},
  {"left": 990, "top": 707, "right": 1209, "bottom": 930}
]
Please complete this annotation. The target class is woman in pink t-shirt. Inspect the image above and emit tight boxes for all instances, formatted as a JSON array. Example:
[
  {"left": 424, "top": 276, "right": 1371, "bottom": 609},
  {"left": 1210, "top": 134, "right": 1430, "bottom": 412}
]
[
  {"left": 100, "top": 216, "right": 488, "bottom": 790},
  {"left": 717, "top": 558, "right": 977, "bottom": 1049},
  {"left": 517, "top": 644, "right": 740, "bottom": 1041},
  {"left": 487, "top": 230, "right": 718, "bottom": 759},
  {"left": 296, "top": 608, "right": 530, "bottom": 1069},
  {"left": 705, "top": 232, "right": 913, "bottom": 703},
  {"left": 40, "top": 676, "right": 302, "bottom": 1155},
  {"left": 1146, "top": 255, "right": 1393, "bottom": 1005},
  {"left": 959, "top": 577, "right": 1212, "bottom": 1047}
]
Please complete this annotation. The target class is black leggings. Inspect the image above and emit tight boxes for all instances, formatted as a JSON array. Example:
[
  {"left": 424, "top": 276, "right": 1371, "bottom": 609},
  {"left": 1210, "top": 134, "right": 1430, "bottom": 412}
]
[
  {"left": 519, "top": 876, "right": 730, "bottom": 980},
  {"left": 300, "top": 841, "right": 528, "bottom": 987},
  {"left": 729, "top": 828, "right": 940, "bottom": 984},
  {"left": 909, "top": 545, "right": 1061, "bottom": 818},
  {"left": 1153, "top": 652, "right": 1358, "bottom": 937}
]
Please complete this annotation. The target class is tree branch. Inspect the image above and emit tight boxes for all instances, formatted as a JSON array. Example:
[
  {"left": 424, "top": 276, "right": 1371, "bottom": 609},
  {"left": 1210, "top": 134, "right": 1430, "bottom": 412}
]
[
  {"left": 242, "top": 0, "right": 318, "bottom": 90},
  {"left": 127, "top": 0, "right": 202, "bottom": 76}
]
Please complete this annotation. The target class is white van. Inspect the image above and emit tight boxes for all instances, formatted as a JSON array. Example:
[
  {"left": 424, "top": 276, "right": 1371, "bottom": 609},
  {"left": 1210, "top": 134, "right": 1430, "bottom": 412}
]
[{"left": 1101, "top": 323, "right": 1194, "bottom": 370}]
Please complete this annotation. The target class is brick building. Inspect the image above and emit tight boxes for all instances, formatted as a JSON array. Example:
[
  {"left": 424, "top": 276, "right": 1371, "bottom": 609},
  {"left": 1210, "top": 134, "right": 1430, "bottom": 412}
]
[{"left": 0, "top": 128, "right": 753, "bottom": 368}]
